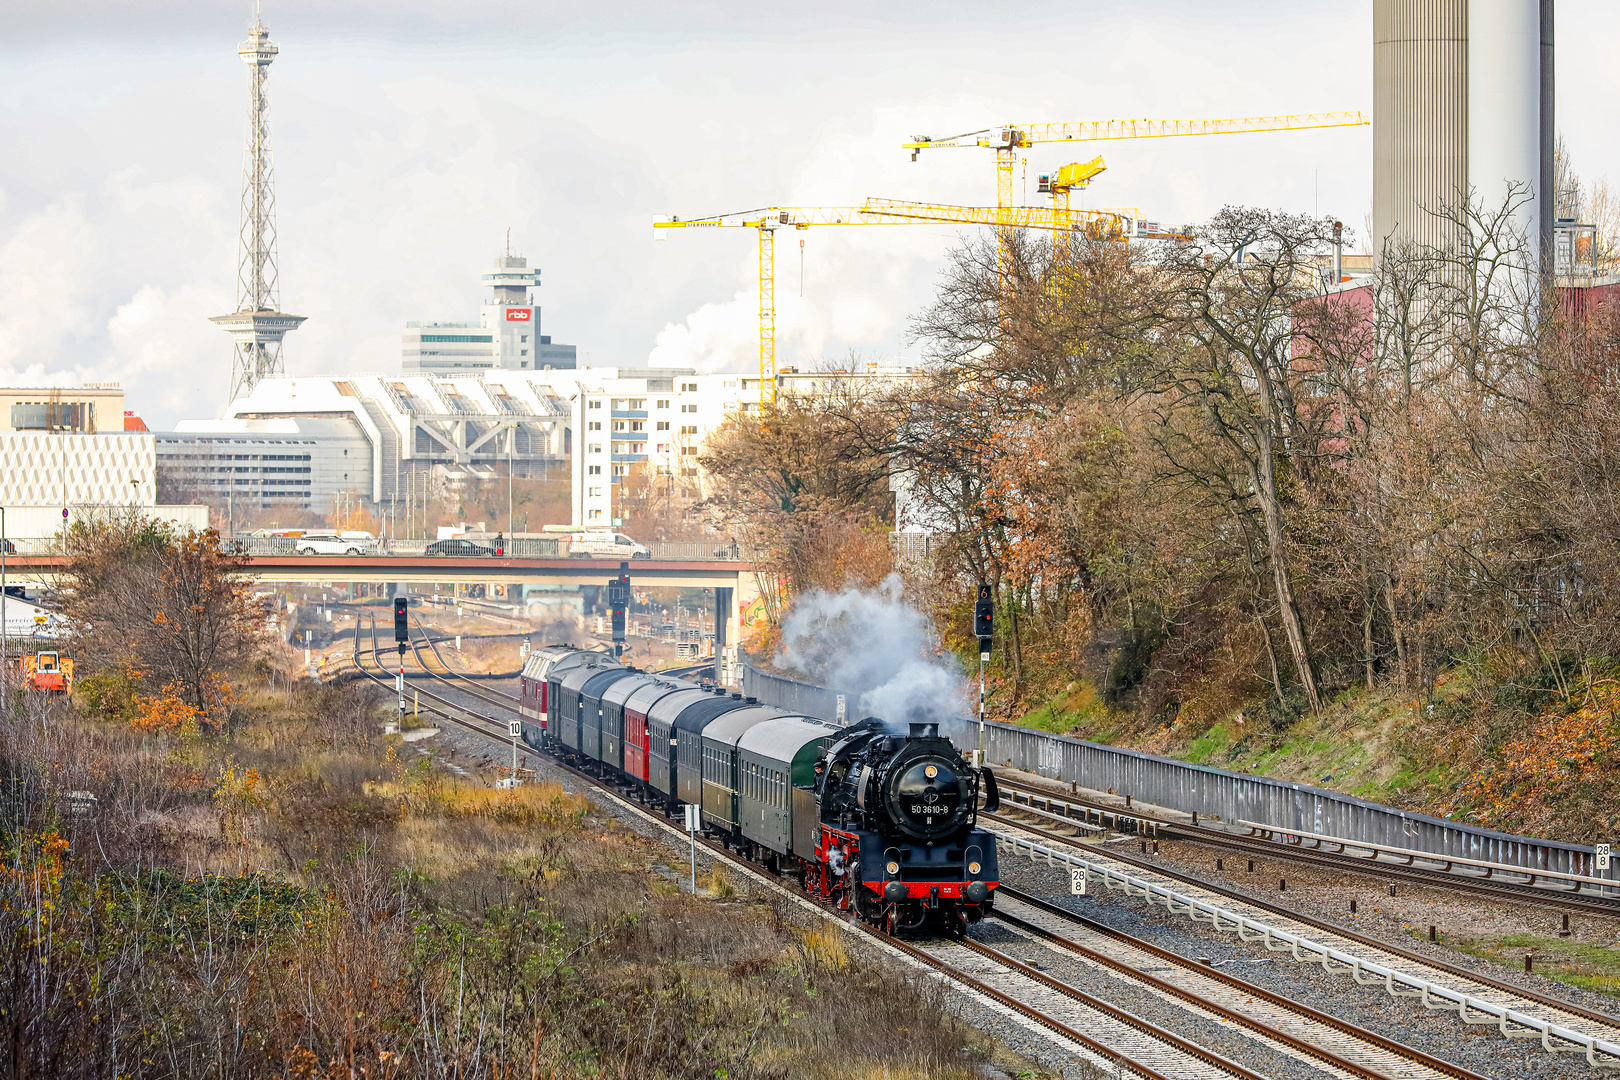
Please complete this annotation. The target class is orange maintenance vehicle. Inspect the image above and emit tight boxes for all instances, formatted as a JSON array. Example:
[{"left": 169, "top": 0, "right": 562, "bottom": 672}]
[{"left": 22, "top": 652, "right": 75, "bottom": 693}]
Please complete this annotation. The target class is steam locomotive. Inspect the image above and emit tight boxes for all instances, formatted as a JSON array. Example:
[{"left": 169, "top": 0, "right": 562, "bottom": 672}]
[{"left": 518, "top": 646, "right": 1001, "bottom": 934}]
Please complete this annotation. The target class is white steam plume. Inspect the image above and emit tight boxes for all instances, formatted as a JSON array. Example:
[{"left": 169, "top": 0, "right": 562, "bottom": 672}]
[{"left": 775, "top": 574, "right": 966, "bottom": 731}]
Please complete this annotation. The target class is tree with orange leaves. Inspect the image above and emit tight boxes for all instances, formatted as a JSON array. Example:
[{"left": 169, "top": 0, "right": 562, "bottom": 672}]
[{"left": 62, "top": 512, "right": 262, "bottom": 726}]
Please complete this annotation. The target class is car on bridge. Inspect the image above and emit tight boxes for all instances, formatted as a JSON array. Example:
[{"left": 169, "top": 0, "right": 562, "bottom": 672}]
[
  {"left": 425, "top": 538, "right": 494, "bottom": 557},
  {"left": 296, "top": 533, "right": 370, "bottom": 555},
  {"left": 567, "top": 530, "right": 652, "bottom": 559}
]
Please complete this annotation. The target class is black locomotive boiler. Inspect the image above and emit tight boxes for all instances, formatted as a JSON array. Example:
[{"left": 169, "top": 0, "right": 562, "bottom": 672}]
[{"left": 810, "top": 718, "right": 1001, "bottom": 934}]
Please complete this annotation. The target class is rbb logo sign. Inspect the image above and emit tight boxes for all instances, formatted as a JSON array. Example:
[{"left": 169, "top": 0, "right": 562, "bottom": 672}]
[{"left": 505, "top": 308, "right": 531, "bottom": 322}]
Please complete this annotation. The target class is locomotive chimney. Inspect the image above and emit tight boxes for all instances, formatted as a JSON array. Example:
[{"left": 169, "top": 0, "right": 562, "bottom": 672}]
[{"left": 909, "top": 722, "right": 939, "bottom": 738}]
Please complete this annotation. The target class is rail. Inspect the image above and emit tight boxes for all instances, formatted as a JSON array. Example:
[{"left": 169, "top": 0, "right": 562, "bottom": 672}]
[
  {"left": 738, "top": 658, "right": 1616, "bottom": 885},
  {"left": 1235, "top": 820, "right": 1618, "bottom": 892},
  {"left": 994, "top": 831, "right": 1620, "bottom": 1069}
]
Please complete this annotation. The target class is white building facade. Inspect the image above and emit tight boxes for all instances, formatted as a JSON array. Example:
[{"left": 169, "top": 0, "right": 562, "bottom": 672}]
[
  {"left": 177, "top": 362, "right": 923, "bottom": 531},
  {"left": 0, "top": 429, "right": 207, "bottom": 545}
]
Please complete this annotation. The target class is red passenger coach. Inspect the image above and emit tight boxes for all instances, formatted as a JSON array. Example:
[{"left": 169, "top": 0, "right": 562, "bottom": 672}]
[{"left": 620, "top": 677, "right": 698, "bottom": 789}]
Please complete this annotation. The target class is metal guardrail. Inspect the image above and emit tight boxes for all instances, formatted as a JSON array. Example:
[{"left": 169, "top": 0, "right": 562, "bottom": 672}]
[
  {"left": 738, "top": 658, "right": 1613, "bottom": 883},
  {"left": 995, "top": 831, "right": 1620, "bottom": 1068},
  {"left": 224, "top": 537, "right": 736, "bottom": 560}
]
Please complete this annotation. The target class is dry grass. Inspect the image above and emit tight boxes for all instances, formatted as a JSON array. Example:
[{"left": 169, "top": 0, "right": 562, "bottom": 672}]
[{"left": 0, "top": 668, "right": 1022, "bottom": 1080}]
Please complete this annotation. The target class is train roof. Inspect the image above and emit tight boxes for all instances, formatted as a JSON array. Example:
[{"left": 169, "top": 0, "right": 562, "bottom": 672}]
[
  {"left": 557, "top": 655, "right": 622, "bottom": 691},
  {"left": 645, "top": 687, "right": 715, "bottom": 726},
  {"left": 738, "top": 716, "right": 841, "bottom": 783},
  {"left": 520, "top": 645, "right": 582, "bottom": 679},
  {"left": 699, "top": 705, "right": 785, "bottom": 748},
  {"left": 580, "top": 667, "right": 635, "bottom": 697},
  {"left": 542, "top": 649, "right": 614, "bottom": 682},
  {"left": 739, "top": 715, "right": 840, "bottom": 755},
  {"left": 599, "top": 671, "right": 655, "bottom": 707},
  {"left": 623, "top": 677, "right": 698, "bottom": 714},
  {"left": 673, "top": 693, "right": 751, "bottom": 733}
]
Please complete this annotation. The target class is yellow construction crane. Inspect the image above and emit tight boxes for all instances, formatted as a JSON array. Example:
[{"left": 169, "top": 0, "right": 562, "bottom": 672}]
[
  {"left": 655, "top": 201, "right": 1132, "bottom": 408},
  {"left": 905, "top": 111, "right": 1370, "bottom": 209}
]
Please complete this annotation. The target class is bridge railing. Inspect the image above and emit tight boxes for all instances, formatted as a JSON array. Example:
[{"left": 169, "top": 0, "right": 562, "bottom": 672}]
[
  {"left": 228, "top": 537, "right": 742, "bottom": 560},
  {"left": 738, "top": 656, "right": 1614, "bottom": 883}
]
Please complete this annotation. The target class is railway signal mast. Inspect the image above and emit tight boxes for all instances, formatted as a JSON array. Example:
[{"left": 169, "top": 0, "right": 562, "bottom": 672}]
[
  {"left": 974, "top": 585, "right": 994, "bottom": 765},
  {"left": 608, "top": 564, "right": 631, "bottom": 659},
  {"left": 393, "top": 596, "right": 408, "bottom": 727}
]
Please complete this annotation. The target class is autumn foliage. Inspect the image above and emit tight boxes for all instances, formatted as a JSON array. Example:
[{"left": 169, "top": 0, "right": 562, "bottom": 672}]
[
  {"left": 62, "top": 514, "right": 262, "bottom": 727},
  {"left": 1444, "top": 686, "right": 1620, "bottom": 837}
]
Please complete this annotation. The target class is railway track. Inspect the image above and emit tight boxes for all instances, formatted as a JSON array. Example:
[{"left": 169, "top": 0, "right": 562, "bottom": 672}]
[
  {"left": 347, "top": 636, "right": 1497, "bottom": 1080},
  {"left": 988, "top": 887, "right": 1480, "bottom": 1080},
  {"left": 993, "top": 774, "right": 1620, "bottom": 916},
  {"left": 986, "top": 810, "right": 1620, "bottom": 1066}
]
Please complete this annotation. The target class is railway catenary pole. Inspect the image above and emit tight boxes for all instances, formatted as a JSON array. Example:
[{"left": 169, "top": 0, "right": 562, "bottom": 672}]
[{"left": 973, "top": 585, "right": 994, "bottom": 764}]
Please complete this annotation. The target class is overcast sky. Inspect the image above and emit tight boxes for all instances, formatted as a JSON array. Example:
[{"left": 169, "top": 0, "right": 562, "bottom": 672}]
[{"left": 1, "top": 1, "right": 1616, "bottom": 429}]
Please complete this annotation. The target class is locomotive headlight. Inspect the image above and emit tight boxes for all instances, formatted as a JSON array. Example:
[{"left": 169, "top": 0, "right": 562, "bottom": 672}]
[
  {"left": 886, "top": 860, "right": 900, "bottom": 876},
  {"left": 924, "top": 765, "right": 938, "bottom": 778},
  {"left": 968, "top": 861, "right": 981, "bottom": 875}
]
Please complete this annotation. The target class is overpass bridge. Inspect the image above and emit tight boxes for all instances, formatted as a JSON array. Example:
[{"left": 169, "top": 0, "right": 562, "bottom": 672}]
[{"left": 2, "top": 553, "right": 761, "bottom": 672}]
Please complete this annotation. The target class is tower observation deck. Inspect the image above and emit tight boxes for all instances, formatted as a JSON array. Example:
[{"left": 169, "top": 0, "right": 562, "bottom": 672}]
[{"left": 212, "top": 4, "right": 305, "bottom": 404}]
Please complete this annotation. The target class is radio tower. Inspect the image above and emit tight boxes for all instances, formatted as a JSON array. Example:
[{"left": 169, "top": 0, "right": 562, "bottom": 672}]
[{"left": 211, "top": 2, "right": 304, "bottom": 404}]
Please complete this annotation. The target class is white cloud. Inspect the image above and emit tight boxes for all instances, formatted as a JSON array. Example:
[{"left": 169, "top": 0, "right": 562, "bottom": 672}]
[
  {"left": 0, "top": 0, "right": 1480, "bottom": 430},
  {"left": 0, "top": 197, "right": 100, "bottom": 375}
]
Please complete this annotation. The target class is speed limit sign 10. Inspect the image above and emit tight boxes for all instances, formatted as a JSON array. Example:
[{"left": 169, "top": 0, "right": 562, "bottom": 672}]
[{"left": 508, "top": 719, "right": 523, "bottom": 739}]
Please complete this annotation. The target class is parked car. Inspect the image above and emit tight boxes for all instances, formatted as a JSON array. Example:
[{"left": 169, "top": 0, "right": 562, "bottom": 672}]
[
  {"left": 425, "top": 538, "right": 493, "bottom": 557},
  {"left": 296, "top": 533, "right": 367, "bottom": 555},
  {"left": 0, "top": 539, "right": 13, "bottom": 555},
  {"left": 566, "top": 531, "right": 651, "bottom": 559}
]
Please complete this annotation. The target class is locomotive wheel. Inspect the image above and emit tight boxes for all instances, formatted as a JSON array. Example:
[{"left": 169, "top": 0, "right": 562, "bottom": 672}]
[{"left": 884, "top": 906, "right": 897, "bottom": 936}]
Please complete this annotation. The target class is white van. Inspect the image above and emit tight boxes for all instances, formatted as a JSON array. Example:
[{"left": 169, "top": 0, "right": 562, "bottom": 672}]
[{"left": 567, "top": 531, "right": 651, "bottom": 559}]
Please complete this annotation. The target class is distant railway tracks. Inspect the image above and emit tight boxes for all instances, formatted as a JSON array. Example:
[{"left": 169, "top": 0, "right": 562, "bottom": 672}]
[
  {"left": 992, "top": 774, "right": 1620, "bottom": 916},
  {"left": 341, "top": 631, "right": 1544, "bottom": 1078},
  {"left": 986, "top": 809, "right": 1620, "bottom": 1068}
]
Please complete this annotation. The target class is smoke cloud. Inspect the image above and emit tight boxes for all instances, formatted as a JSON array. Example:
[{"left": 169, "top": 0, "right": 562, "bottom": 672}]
[{"left": 775, "top": 574, "right": 966, "bottom": 731}]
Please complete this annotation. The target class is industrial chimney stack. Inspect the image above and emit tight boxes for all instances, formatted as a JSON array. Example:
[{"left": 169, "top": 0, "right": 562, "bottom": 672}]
[{"left": 1373, "top": 0, "right": 1554, "bottom": 264}]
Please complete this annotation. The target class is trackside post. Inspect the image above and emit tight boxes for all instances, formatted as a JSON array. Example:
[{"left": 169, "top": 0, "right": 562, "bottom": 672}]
[{"left": 685, "top": 802, "right": 701, "bottom": 891}]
